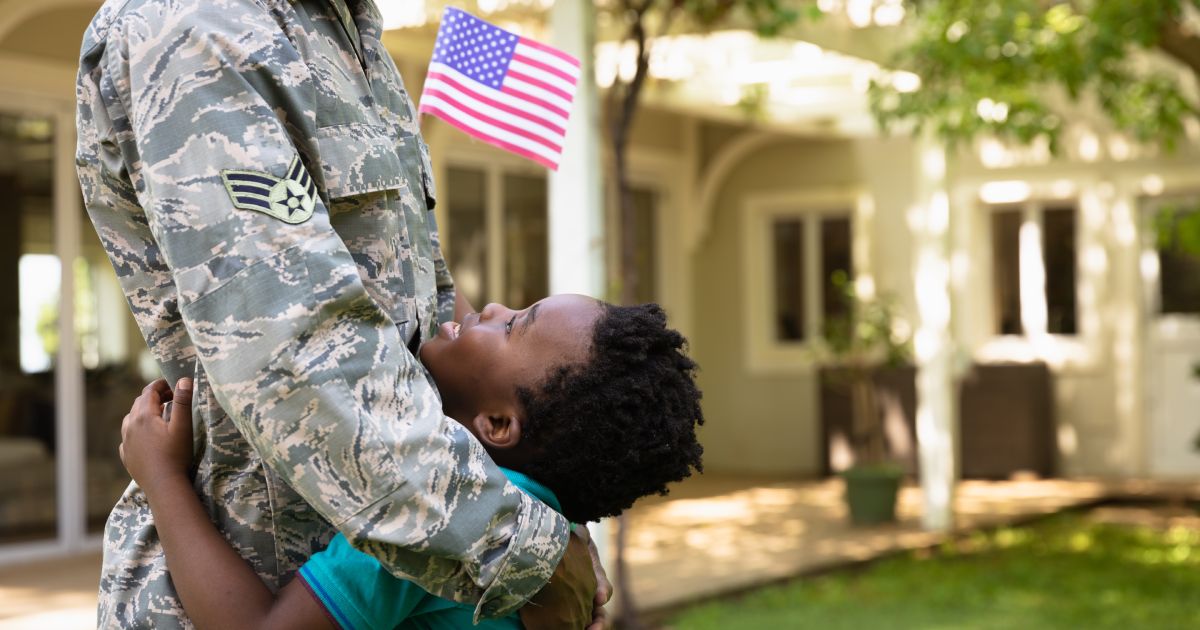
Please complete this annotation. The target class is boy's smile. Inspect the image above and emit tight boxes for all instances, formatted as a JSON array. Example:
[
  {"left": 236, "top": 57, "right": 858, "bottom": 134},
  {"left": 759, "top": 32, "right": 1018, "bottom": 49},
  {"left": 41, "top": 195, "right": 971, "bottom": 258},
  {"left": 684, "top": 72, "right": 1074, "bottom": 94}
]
[{"left": 420, "top": 294, "right": 602, "bottom": 460}]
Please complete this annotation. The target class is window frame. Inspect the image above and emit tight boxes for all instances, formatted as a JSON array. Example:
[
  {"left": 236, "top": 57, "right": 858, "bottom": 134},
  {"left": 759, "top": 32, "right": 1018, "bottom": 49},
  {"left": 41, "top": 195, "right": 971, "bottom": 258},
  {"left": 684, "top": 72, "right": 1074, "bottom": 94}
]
[
  {"left": 1140, "top": 189, "right": 1200, "bottom": 321},
  {"left": 984, "top": 200, "right": 1082, "bottom": 339},
  {"left": 742, "top": 188, "right": 866, "bottom": 375},
  {"left": 966, "top": 178, "right": 1097, "bottom": 370},
  {"left": 439, "top": 148, "right": 548, "bottom": 308}
]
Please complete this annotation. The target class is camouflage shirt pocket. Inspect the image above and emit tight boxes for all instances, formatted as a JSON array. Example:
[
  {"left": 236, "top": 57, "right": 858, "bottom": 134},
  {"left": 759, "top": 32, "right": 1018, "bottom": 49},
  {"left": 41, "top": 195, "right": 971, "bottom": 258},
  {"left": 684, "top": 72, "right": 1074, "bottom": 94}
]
[{"left": 314, "top": 123, "right": 406, "bottom": 202}]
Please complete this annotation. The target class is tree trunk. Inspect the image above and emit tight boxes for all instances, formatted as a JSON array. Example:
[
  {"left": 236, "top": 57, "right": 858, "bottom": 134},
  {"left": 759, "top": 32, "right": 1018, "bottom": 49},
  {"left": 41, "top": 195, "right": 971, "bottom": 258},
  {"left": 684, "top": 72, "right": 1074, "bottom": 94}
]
[{"left": 611, "top": 7, "right": 652, "bottom": 307}]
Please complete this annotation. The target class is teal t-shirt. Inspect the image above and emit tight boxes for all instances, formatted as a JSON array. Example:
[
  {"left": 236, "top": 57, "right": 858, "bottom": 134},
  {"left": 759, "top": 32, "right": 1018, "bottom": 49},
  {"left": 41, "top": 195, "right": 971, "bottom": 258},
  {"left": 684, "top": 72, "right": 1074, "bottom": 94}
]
[{"left": 298, "top": 468, "right": 561, "bottom": 630}]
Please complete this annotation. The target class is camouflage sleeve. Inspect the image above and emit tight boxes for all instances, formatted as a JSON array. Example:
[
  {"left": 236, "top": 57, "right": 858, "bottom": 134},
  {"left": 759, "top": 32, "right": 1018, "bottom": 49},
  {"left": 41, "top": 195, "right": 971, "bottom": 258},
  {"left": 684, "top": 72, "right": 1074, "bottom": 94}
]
[{"left": 92, "top": 2, "right": 566, "bottom": 619}]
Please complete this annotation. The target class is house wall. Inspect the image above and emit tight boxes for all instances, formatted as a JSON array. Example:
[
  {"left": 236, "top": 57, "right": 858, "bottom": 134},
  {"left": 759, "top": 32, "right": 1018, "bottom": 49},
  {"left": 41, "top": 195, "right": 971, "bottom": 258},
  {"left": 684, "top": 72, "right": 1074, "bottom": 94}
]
[
  {"left": 693, "top": 140, "right": 821, "bottom": 475},
  {"left": 948, "top": 135, "right": 1200, "bottom": 478}
]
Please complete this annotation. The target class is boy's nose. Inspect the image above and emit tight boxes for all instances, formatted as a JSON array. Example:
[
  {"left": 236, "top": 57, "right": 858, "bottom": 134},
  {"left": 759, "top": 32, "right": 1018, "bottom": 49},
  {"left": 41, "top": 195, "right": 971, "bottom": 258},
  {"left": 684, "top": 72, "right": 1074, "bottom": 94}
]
[{"left": 479, "top": 302, "right": 508, "bottom": 321}]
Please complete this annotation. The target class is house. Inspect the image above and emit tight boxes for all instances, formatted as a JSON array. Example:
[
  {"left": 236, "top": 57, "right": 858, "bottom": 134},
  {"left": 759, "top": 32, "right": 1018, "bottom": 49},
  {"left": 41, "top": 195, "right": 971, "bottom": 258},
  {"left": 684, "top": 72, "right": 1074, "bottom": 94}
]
[{"left": 0, "top": 0, "right": 1197, "bottom": 564}]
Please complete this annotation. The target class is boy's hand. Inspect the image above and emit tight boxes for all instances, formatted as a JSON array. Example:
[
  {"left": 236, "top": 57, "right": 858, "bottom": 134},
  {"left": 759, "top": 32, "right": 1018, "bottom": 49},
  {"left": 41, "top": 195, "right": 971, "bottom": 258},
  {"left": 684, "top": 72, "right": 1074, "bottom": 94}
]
[
  {"left": 119, "top": 378, "right": 195, "bottom": 493},
  {"left": 519, "top": 526, "right": 605, "bottom": 629}
]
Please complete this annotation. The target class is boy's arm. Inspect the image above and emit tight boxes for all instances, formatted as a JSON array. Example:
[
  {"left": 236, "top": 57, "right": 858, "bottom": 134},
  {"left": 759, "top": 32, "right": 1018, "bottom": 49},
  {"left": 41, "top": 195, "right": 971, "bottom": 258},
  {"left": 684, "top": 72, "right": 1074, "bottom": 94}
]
[{"left": 120, "top": 379, "right": 333, "bottom": 630}]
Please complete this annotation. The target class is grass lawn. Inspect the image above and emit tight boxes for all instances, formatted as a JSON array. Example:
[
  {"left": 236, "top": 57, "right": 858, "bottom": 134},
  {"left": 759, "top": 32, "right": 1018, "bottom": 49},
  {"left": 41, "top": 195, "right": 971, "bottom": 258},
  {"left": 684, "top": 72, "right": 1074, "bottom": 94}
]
[{"left": 667, "top": 510, "right": 1200, "bottom": 630}]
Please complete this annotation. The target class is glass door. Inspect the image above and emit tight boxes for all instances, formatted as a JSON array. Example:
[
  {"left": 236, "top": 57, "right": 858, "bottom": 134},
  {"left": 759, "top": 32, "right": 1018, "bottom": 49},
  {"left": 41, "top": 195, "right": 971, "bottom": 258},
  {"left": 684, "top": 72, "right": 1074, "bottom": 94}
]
[{"left": 0, "top": 111, "right": 60, "bottom": 545}]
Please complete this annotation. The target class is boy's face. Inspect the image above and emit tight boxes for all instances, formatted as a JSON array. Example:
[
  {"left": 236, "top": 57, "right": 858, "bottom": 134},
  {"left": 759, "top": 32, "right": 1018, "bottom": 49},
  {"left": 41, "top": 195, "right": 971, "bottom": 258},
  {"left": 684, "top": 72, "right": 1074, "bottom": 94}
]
[{"left": 419, "top": 294, "right": 602, "bottom": 430}]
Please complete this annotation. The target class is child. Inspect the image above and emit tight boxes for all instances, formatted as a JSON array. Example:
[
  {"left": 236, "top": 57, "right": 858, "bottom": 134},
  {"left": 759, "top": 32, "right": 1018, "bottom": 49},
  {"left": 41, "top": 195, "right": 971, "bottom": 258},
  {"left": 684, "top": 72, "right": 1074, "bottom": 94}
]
[{"left": 118, "top": 294, "right": 704, "bottom": 629}]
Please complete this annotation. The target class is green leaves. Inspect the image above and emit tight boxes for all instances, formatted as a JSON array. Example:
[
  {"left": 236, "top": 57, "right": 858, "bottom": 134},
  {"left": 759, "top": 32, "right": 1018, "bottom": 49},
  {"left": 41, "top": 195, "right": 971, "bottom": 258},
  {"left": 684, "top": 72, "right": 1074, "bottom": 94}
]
[
  {"left": 871, "top": 0, "right": 1200, "bottom": 155},
  {"left": 1154, "top": 201, "right": 1200, "bottom": 253},
  {"left": 821, "top": 270, "right": 913, "bottom": 369},
  {"left": 669, "top": 0, "right": 805, "bottom": 35}
]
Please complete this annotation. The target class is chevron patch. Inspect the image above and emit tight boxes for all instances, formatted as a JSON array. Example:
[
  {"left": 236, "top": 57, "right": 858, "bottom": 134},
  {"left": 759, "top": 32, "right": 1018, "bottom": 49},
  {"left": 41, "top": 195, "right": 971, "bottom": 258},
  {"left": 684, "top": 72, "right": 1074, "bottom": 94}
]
[{"left": 221, "top": 155, "right": 317, "bottom": 224}]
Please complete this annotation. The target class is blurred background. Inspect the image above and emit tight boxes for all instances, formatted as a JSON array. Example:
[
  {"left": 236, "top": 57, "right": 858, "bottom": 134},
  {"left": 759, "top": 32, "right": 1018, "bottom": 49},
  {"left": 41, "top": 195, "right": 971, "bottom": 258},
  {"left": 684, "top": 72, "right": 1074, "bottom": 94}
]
[{"left": 0, "top": 0, "right": 1199, "bottom": 628}]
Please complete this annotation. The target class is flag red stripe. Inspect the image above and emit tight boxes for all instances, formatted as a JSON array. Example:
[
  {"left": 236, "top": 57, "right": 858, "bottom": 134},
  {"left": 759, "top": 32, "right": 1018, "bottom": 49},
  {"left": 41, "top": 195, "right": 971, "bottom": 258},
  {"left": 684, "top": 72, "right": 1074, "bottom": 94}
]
[
  {"left": 499, "top": 84, "right": 570, "bottom": 120},
  {"left": 517, "top": 36, "right": 581, "bottom": 68},
  {"left": 425, "top": 71, "right": 567, "bottom": 135},
  {"left": 422, "top": 88, "right": 563, "bottom": 152},
  {"left": 505, "top": 69, "right": 574, "bottom": 103},
  {"left": 420, "top": 102, "right": 559, "bottom": 170},
  {"left": 511, "top": 53, "right": 578, "bottom": 85}
]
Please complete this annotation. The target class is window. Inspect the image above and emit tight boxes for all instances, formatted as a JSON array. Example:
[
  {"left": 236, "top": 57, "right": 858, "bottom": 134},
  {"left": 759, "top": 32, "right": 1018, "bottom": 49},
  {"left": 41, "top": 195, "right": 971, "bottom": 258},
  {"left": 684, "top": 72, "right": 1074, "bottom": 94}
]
[
  {"left": 744, "top": 192, "right": 858, "bottom": 372},
  {"left": 1, "top": 112, "right": 59, "bottom": 544},
  {"left": 991, "top": 208, "right": 1023, "bottom": 335},
  {"left": 502, "top": 173, "right": 548, "bottom": 308},
  {"left": 762, "top": 212, "right": 853, "bottom": 348},
  {"left": 443, "top": 164, "right": 547, "bottom": 310},
  {"left": 1149, "top": 196, "right": 1200, "bottom": 315},
  {"left": 444, "top": 167, "right": 488, "bottom": 308},
  {"left": 1043, "top": 206, "right": 1078, "bottom": 334},
  {"left": 772, "top": 220, "right": 804, "bottom": 341},
  {"left": 988, "top": 202, "right": 1078, "bottom": 337}
]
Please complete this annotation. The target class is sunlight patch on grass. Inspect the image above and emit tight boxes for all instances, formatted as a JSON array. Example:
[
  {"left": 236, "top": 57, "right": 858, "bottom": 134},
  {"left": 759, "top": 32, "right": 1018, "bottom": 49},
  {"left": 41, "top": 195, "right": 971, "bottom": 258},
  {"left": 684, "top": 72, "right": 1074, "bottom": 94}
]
[{"left": 668, "top": 512, "right": 1200, "bottom": 630}]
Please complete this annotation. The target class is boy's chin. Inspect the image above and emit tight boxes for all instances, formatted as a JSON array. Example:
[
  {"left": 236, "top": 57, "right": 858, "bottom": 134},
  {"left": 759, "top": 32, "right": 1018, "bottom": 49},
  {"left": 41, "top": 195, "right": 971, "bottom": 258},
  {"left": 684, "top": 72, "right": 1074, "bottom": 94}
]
[{"left": 417, "top": 336, "right": 446, "bottom": 362}]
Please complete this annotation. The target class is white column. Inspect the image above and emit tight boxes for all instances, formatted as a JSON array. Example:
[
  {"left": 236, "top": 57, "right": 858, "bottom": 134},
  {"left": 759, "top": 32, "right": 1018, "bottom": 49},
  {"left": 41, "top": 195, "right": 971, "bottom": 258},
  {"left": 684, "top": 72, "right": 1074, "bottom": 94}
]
[
  {"left": 911, "top": 136, "right": 957, "bottom": 532},
  {"left": 548, "top": 0, "right": 604, "bottom": 298},
  {"left": 547, "top": 0, "right": 613, "bottom": 593},
  {"left": 54, "top": 106, "right": 86, "bottom": 549}
]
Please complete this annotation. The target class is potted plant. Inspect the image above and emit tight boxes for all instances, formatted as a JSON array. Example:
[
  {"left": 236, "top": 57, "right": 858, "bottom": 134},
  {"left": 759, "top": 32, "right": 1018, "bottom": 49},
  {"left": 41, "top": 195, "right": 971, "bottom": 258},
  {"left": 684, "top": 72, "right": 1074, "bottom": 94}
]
[{"left": 816, "top": 271, "right": 913, "bottom": 525}]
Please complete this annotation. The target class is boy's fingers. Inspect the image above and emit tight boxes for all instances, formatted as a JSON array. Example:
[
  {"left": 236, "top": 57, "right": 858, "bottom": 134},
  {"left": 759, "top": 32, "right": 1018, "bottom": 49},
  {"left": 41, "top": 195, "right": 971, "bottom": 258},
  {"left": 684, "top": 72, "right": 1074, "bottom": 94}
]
[
  {"left": 144, "top": 378, "right": 173, "bottom": 401},
  {"left": 169, "top": 379, "right": 194, "bottom": 434},
  {"left": 172, "top": 378, "right": 193, "bottom": 409},
  {"left": 134, "top": 388, "right": 163, "bottom": 425}
]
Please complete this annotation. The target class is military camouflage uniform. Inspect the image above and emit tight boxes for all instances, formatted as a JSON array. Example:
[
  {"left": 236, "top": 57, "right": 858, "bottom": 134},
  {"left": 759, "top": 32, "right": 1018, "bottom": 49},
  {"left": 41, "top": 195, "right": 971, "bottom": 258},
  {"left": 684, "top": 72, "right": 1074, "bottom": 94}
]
[{"left": 75, "top": 0, "right": 569, "bottom": 627}]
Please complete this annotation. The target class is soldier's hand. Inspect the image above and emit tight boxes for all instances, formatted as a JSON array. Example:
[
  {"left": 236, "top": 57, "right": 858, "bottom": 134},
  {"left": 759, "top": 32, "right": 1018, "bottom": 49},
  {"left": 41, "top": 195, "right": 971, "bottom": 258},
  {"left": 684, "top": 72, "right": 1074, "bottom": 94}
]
[
  {"left": 583, "top": 525, "right": 613, "bottom": 630},
  {"left": 519, "top": 527, "right": 597, "bottom": 629},
  {"left": 119, "top": 378, "right": 195, "bottom": 493}
]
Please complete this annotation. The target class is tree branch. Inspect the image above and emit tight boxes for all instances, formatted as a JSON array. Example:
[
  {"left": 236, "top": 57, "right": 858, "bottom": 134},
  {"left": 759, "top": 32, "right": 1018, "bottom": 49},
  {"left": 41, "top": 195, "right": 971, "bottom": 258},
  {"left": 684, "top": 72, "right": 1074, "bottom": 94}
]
[{"left": 1158, "top": 12, "right": 1200, "bottom": 78}]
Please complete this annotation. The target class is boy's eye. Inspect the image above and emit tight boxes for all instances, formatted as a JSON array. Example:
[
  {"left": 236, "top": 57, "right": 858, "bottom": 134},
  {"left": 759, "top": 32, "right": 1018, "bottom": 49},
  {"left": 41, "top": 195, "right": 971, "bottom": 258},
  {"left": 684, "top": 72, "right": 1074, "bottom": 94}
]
[{"left": 505, "top": 315, "right": 517, "bottom": 335}]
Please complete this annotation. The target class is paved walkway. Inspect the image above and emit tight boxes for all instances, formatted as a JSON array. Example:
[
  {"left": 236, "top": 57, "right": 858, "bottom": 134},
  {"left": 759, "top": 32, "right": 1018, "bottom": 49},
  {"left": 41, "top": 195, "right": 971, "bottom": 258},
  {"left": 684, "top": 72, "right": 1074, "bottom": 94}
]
[{"left": 2, "top": 477, "right": 1195, "bottom": 628}]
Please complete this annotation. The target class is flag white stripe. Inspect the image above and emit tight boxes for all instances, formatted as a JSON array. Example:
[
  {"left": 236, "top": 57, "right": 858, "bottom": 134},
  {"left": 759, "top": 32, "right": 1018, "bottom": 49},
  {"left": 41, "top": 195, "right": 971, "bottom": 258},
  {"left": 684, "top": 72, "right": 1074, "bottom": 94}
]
[
  {"left": 421, "top": 95, "right": 563, "bottom": 162},
  {"left": 515, "top": 42, "right": 581, "bottom": 79},
  {"left": 426, "top": 62, "right": 569, "bottom": 128},
  {"left": 508, "top": 59, "right": 577, "bottom": 96},
  {"left": 421, "top": 78, "right": 565, "bottom": 146},
  {"left": 503, "top": 75, "right": 573, "bottom": 113}
]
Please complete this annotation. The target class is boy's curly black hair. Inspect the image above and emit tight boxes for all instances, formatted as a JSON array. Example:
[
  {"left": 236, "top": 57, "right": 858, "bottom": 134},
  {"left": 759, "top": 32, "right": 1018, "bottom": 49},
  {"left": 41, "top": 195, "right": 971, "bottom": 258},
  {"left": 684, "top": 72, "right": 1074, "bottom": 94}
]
[{"left": 516, "top": 303, "right": 704, "bottom": 524}]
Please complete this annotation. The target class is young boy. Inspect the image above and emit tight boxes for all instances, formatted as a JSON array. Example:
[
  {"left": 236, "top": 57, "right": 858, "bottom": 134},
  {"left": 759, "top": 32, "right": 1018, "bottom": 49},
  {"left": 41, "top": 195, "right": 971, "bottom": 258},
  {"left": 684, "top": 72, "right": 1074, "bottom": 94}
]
[{"left": 118, "top": 294, "right": 704, "bottom": 630}]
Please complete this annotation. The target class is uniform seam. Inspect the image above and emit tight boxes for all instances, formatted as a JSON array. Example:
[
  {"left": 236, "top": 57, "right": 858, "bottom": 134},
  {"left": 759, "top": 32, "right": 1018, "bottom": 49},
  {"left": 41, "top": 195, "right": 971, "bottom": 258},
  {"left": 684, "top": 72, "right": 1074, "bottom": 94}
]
[
  {"left": 81, "top": 0, "right": 136, "bottom": 57},
  {"left": 261, "top": 459, "right": 284, "bottom": 586}
]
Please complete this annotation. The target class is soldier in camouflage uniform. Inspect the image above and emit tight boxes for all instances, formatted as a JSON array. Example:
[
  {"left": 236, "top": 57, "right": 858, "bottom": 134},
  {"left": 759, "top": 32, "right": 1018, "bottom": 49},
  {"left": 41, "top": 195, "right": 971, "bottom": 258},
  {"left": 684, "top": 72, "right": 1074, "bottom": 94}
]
[{"left": 75, "top": 0, "right": 596, "bottom": 627}]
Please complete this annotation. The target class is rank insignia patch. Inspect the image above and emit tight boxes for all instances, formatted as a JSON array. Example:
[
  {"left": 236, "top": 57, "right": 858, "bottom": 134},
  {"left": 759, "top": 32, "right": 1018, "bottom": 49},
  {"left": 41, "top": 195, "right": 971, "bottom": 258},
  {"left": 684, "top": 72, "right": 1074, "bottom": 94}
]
[{"left": 221, "top": 156, "right": 318, "bottom": 224}]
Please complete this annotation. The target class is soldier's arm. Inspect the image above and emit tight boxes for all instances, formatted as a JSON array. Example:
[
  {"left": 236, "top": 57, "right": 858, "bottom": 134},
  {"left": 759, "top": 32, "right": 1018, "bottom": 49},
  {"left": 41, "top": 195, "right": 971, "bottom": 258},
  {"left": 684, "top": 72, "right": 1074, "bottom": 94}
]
[{"left": 85, "top": 2, "right": 568, "bottom": 619}]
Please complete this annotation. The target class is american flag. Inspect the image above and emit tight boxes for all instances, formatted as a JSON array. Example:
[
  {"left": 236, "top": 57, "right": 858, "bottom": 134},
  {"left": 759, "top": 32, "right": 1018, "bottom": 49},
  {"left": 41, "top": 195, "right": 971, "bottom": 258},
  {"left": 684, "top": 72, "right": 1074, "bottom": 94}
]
[{"left": 419, "top": 7, "right": 581, "bottom": 171}]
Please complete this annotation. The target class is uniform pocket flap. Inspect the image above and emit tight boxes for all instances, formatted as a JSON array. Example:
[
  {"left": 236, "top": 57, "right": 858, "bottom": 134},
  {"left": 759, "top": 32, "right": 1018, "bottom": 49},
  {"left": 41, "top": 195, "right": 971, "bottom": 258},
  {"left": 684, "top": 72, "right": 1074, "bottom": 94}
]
[{"left": 316, "top": 124, "right": 405, "bottom": 199}]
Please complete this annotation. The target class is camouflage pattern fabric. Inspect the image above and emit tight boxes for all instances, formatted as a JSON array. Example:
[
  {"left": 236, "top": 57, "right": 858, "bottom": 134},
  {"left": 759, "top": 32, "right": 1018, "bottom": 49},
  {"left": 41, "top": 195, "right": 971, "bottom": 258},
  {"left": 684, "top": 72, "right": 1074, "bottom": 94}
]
[{"left": 75, "top": 0, "right": 569, "bottom": 627}]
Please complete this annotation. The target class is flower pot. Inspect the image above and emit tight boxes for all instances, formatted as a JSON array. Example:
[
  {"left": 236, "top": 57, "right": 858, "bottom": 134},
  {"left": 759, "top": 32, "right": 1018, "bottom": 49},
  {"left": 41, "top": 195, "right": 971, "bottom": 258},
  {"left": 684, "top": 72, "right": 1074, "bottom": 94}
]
[{"left": 842, "top": 466, "right": 902, "bottom": 525}]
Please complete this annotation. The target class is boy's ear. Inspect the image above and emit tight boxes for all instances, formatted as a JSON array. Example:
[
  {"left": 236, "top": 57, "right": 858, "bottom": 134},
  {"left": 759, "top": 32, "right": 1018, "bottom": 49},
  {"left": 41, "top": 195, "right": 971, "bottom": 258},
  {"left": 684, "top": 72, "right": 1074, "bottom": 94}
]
[{"left": 471, "top": 413, "right": 523, "bottom": 450}]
